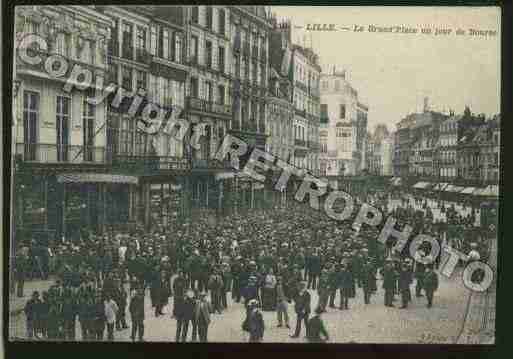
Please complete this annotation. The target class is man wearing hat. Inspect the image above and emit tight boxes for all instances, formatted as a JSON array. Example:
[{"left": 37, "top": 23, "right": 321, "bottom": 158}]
[
  {"left": 175, "top": 290, "right": 195, "bottom": 342},
  {"left": 290, "top": 281, "right": 311, "bottom": 338},
  {"left": 423, "top": 265, "right": 439, "bottom": 308},
  {"left": 360, "top": 259, "right": 376, "bottom": 305},
  {"left": 247, "top": 299, "right": 265, "bottom": 342},
  {"left": 382, "top": 260, "right": 397, "bottom": 307},
  {"left": 413, "top": 249, "right": 427, "bottom": 298},
  {"left": 24, "top": 291, "right": 41, "bottom": 339},
  {"left": 338, "top": 263, "right": 353, "bottom": 310},
  {"left": 328, "top": 263, "right": 339, "bottom": 308},
  {"left": 192, "top": 291, "right": 211, "bottom": 342},
  {"left": 129, "top": 288, "right": 145, "bottom": 341},
  {"left": 398, "top": 261, "right": 413, "bottom": 309},
  {"left": 306, "top": 307, "right": 330, "bottom": 343}
]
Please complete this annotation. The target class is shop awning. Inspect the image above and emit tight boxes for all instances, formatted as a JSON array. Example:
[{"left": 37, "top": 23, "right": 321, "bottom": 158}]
[
  {"left": 150, "top": 183, "right": 182, "bottom": 191},
  {"left": 461, "top": 187, "right": 476, "bottom": 194},
  {"left": 413, "top": 181, "right": 430, "bottom": 189},
  {"left": 448, "top": 185, "right": 464, "bottom": 193},
  {"left": 479, "top": 185, "right": 499, "bottom": 197},
  {"left": 57, "top": 173, "right": 139, "bottom": 184},
  {"left": 433, "top": 183, "right": 449, "bottom": 190}
]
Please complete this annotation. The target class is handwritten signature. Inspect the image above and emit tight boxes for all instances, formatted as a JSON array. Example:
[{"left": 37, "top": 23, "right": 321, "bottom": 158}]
[{"left": 418, "top": 333, "right": 455, "bottom": 343}]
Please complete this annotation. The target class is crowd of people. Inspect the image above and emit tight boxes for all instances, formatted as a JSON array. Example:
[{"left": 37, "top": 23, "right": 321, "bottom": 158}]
[{"left": 13, "top": 185, "right": 493, "bottom": 342}]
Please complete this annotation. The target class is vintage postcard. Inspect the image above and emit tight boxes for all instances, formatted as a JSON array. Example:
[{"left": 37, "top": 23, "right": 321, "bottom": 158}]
[{"left": 7, "top": 5, "right": 499, "bottom": 345}]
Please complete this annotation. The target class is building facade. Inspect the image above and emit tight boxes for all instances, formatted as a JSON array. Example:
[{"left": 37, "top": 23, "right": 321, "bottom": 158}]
[
  {"left": 319, "top": 69, "right": 367, "bottom": 176},
  {"left": 228, "top": 6, "right": 272, "bottom": 151},
  {"left": 435, "top": 115, "right": 459, "bottom": 180},
  {"left": 291, "top": 45, "right": 321, "bottom": 173},
  {"left": 14, "top": 5, "right": 114, "bottom": 238},
  {"left": 366, "top": 124, "right": 393, "bottom": 176},
  {"left": 266, "top": 18, "right": 294, "bottom": 163}
]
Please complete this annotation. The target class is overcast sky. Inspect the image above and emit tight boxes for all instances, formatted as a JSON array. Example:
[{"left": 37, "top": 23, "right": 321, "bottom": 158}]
[{"left": 271, "top": 6, "right": 501, "bottom": 132}]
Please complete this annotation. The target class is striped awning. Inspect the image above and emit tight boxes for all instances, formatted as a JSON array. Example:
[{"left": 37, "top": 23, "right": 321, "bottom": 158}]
[
  {"left": 460, "top": 187, "right": 476, "bottom": 194},
  {"left": 413, "top": 181, "right": 430, "bottom": 189},
  {"left": 57, "top": 173, "right": 139, "bottom": 184},
  {"left": 478, "top": 185, "right": 499, "bottom": 197},
  {"left": 433, "top": 183, "right": 449, "bottom": 190},
  {"left": 448, "top": 185, "right": 464, "bottom": 193}
]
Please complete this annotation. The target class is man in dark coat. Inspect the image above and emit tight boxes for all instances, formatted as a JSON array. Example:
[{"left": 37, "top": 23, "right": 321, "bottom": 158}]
[
  {"left": 231, "top": 257, "right": 243, "bottom": 303},
  {"left": 307, "top": 250, "right": 321, "bottom": 290},
  {"left": 290, "top": 281, "right": 310, "bottom": 338},
  {"left": 114, "top": 282, "right": 128, "bottom": 330},
  {"left": 149, "top": 265, "right": 163, "bottom": 316},
  {"left": 317, "top": 267, "right": 330, "bottom": 312},
  {"left": 172, "top": 271, "right": 187, "bottom": 318},
  {"left": 247, "top": 299, "right": 265, "bottom": 342},
  {"left": 360, "top": 259, "right": 376, "bottom": 304},
  {"left": 306, "top": 307, "right": 330, "bottom": 343},
  {"left": 327, "top": 264, "right": 339, "bottom": 308},
  {"left": 14, "top": 250, "right": 30, "bottom": 298},
  {"left": 61, "top": 287, "right": 77, "bottom": 340},
  {"left": 414, "top": 249, "right": 426, "bottom": 297},
  {"left": 129, "top": 288, "right": 145, "bottom": 341},
  {"left": 398, "top": 262, "right": 413, "bottom": 309},
  {"left": 24, "top": 291, "right": 41, "bottom": 339},
  {"left": 175, "top": 290, "right": 195, "bottom": 342},
  {"left": 338, "top": 263, "right": 353, "bottom": 310},
  {"left": 382, "top": 261, "right": 397, "bottom": 307},
  {"left": 423, "top": 266, "right": 439, "bottom": 308}
]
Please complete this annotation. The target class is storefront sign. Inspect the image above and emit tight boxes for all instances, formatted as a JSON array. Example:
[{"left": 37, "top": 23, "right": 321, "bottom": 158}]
[{"left": 57, "top": 173, "right": 139, "bottom": 184}]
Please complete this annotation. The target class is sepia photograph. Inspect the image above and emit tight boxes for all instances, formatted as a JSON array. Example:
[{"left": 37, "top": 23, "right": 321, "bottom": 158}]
[{"left": 6, "top": 5, "right": 500, "bottom": 345}]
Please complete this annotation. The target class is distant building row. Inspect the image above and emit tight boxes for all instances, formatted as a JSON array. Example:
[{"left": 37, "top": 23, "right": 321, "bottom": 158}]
[{"left": 392, "top": 105, "right": 500, "bottom": 184}]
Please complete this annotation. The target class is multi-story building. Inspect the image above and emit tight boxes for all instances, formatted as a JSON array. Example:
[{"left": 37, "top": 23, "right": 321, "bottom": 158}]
[
  {"left": 319, "top": 68, "right": 368, "bottom": 176},
  {"left": 366, "top": 124, "right": 393, "bottom": 176},
  {"left": 14, "top": 5, "right": 114, "bottom": 238},
  {"left": 291, "top": 44, "right": 321, "bottom": 173},
  {"left": 186, "top": 6, "right": 232, "bottom": 164},
  {"left": 98, "top": 5, "right": 190, "bottom": 228},
  {"left": 393, "top": 115, "right": 414, "bottom": 177},
  {"left": 435, "top": 114, "right": 459, "bottom": 181},
  {"left": 356, "top": 102, "right": 368, "bottom": 172},
  {"left": 457, "top": 114, "right": 500, "bottom": 184},
  {"left": 482, "top": 115, "right": 500, "bottom": 183},
  {"left": 267, "top": 18, "right": 294, "bottom": 163},
  {"left": 228, "top": 6, "right": 272, "bottom": 151}
]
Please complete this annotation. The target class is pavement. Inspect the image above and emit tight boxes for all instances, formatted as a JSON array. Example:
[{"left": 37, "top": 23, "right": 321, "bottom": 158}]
[{"left": 9, "top": 265, "right": 473, "bottom": 343}]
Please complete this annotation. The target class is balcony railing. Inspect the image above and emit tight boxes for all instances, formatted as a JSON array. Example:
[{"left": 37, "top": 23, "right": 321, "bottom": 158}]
[
  {"left": 122, "top": 45, "right": 134, "bottom": 60},
  {"left": 16, "top": 143, "right": 107, "bottom": 163},
  {"left": 187, "top": 97, "right": 232, "bottom": 117},
  {"left": 108, "top": 39, "right": 119, "bottom": 57},
  {"left": 242, "top": 42, "right": 250, "bottom": 57},
  {"left": 136, "top": 48, "right": 152, "bottom": 64},
  {"left": 295, "top": 139, "right": 307, "bottom": 147},
  {"left": 192, "top": 158, "right": 231, "bottom": 170},
  {"left": 295, "top": 108, "right": 307, "bottom": 118},
  {"left": 112, "top": 154, "right": 190, "bottom": 171}
]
